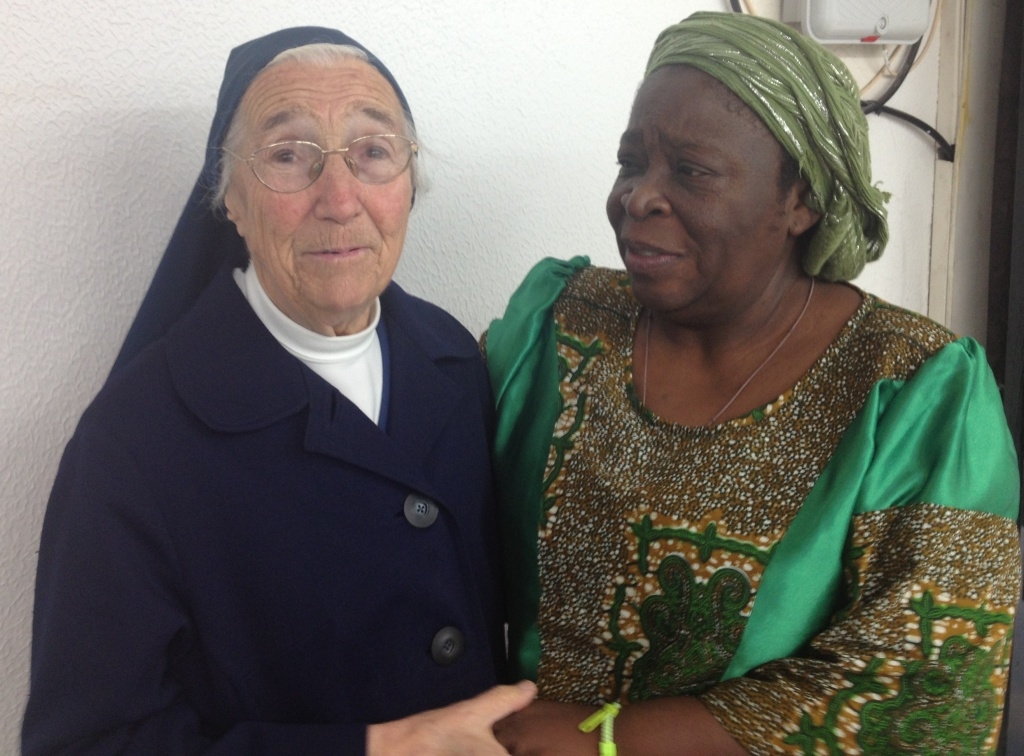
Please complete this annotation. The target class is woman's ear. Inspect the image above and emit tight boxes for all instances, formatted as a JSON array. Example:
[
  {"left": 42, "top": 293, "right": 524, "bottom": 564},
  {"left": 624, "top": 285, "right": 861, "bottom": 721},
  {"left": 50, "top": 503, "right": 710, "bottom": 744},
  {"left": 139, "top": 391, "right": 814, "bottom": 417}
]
[
  {"left": 787, "top": 181, "right": 821, "bottom": 237},
  {"left": 223, "top": 182, "right": 244, "bottom": 232}
]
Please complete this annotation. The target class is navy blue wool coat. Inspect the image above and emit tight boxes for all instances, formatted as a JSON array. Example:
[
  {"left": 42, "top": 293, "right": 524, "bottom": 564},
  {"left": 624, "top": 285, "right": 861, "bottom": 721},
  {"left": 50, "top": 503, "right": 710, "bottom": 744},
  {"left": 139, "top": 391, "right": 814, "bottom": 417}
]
[{"left": 23, "top": 269, "right": 505, "bottom": 754}]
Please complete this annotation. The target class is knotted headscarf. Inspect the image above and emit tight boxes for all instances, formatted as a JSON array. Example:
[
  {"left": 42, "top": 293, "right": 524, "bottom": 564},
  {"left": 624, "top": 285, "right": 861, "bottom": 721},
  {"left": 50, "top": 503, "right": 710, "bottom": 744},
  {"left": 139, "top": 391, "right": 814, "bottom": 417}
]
[
  {"left": 111, "top": 27, "right": 413, "bottom": 372},
  {"left": 646, "top": 11, "right": 889, "bottom": 281}
]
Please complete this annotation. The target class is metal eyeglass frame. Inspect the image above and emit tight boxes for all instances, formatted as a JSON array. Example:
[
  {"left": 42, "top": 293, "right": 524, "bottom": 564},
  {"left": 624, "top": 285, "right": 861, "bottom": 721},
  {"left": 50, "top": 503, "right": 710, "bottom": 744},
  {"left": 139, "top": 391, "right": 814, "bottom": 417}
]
[{"left": 229, "top": 134, "right": 418, "bottom": 193}]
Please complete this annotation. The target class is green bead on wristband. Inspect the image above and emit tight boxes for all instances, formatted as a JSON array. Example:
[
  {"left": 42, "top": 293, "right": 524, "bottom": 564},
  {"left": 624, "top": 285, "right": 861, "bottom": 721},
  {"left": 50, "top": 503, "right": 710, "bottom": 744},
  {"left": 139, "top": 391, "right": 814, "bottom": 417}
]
[{"left": 579, "top": 702, "right": 622, "bottom": 756}]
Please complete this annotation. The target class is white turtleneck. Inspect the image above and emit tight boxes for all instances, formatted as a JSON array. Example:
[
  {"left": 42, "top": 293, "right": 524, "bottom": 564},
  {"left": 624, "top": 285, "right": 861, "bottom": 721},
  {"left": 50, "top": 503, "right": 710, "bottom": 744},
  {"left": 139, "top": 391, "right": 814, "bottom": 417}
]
[{"left": 234, "top": 266, "right": 383, "bottom": 425}]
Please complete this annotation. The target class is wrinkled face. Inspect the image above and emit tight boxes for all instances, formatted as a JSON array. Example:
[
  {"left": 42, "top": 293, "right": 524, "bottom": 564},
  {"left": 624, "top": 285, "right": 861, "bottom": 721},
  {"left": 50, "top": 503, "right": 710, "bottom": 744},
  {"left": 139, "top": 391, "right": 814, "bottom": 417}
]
[
  {"left": 607, "top": 65, "right": 818, "bottom": 324},
  {"left": 225, "top": 57, "right": 413, "bottom": 336}
]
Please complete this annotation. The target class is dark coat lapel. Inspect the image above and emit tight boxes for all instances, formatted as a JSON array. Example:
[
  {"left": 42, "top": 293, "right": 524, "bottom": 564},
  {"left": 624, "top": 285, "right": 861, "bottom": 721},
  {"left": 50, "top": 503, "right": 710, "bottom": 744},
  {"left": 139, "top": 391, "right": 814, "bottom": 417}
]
[
  {"left": 301, "top": 281, "right": 472, "bottom": 500},
  {"left": 166, "top": 268, "right": 474, "bottom": 499}
]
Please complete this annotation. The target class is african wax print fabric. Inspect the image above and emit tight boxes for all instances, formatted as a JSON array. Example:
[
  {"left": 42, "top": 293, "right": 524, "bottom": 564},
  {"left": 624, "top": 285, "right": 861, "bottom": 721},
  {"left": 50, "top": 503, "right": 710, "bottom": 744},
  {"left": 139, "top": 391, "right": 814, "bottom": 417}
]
[{"left": 486, "top": 259, "right": 1020, "bottom": 755}]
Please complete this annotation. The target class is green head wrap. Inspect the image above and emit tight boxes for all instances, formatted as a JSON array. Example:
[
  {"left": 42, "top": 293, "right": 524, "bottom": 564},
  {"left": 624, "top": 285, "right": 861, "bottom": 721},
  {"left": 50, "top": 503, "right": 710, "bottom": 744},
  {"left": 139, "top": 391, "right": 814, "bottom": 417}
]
[{"left": 645, "top": 11, "right": 889, "bottom": 281}]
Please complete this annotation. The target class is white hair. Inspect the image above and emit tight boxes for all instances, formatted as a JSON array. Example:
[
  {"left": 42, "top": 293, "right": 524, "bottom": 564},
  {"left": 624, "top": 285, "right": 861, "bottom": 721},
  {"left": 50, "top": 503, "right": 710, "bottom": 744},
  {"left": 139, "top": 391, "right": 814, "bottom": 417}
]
[{"left": 212, "top": 43, "right": 422, "bottom": 208}]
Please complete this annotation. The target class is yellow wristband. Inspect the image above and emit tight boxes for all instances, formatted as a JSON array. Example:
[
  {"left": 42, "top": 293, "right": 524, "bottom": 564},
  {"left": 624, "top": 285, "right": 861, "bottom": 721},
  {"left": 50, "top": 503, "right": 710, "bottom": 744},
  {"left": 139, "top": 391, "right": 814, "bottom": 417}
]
[{"left": 579, "top": 702, "right": 622, "bottom": 756}]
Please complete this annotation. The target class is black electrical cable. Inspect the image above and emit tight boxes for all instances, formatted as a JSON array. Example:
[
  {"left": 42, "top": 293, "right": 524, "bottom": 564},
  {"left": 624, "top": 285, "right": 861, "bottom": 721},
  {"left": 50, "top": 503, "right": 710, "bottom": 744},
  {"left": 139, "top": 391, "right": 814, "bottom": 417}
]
[
  {"left": 869, "top": 105, "right": 956, "bottom": 161},
  {"left": 722, "top": 5, "right": 953, "bottom": 161},
  {"left": 859, "top": 40, "right": 956, "bottom": 162}
]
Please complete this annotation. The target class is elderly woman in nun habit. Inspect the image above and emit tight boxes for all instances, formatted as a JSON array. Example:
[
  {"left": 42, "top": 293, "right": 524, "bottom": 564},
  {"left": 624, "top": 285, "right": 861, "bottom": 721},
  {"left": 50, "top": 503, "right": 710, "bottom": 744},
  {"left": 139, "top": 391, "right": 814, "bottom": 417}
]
[
  {"left": 23, "top": 26, "right": 535, "bottom": 755},
  {"left": 487, "top": 11, "right": 1020, "bottom": 756}
]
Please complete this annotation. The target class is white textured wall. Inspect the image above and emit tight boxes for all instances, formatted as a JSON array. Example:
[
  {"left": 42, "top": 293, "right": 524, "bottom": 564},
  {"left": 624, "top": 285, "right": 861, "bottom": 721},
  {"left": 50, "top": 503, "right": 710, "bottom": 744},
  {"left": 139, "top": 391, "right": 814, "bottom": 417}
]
[{"left": 2, "top": 0, "right": 951, "bottom": 752}]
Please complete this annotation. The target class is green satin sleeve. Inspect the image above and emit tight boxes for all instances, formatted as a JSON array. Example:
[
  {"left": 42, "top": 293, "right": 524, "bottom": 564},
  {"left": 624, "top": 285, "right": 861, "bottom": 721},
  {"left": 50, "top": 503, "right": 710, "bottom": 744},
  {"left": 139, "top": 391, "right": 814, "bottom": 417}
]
[
  {"left": 485, "top": 255, "right": 590, "bottom": 680},
  {"left": 723, "top": 336, "right": 1020, "bottom": 680}
]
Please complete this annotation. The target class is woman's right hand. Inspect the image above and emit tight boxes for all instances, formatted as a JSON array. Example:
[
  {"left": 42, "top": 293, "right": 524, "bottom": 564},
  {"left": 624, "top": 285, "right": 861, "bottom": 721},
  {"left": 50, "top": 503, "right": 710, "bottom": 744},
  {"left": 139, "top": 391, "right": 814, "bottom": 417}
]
[{"left": 366, "top": 680, "right": 537, "bottom": 755}]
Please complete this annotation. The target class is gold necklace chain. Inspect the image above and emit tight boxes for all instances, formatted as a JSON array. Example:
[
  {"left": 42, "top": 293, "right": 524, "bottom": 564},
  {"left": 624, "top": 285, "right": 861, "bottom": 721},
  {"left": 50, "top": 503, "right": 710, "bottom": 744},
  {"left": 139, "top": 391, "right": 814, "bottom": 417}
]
[{"left": 641, "top": 278, "right": 815, "bottom": 424}]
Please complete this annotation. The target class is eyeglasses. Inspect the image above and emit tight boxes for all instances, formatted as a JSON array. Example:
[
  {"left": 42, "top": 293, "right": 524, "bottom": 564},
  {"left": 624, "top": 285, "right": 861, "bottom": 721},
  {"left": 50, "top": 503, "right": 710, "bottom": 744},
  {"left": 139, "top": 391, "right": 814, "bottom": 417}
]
[{"left": 232, "top": 134, "right": 418, "bottom": 193}]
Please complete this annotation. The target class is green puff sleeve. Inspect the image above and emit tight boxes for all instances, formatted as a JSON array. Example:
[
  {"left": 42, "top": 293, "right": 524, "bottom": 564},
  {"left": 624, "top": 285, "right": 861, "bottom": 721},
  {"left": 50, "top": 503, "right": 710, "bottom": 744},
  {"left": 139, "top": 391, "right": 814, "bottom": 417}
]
[
  {"left": 485, "top": 256, "right": 590, "bottom": 681},
  {"left": 725, "top": 336, "right": 1020, "bottom": 680}
]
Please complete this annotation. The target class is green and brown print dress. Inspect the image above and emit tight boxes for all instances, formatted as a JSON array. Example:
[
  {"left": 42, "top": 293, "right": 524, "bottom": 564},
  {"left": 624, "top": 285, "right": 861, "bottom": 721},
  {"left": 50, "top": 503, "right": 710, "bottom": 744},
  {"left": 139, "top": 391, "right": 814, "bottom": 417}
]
[{"left": 486, "top": 258, "right": 1020, "bottom": 755}]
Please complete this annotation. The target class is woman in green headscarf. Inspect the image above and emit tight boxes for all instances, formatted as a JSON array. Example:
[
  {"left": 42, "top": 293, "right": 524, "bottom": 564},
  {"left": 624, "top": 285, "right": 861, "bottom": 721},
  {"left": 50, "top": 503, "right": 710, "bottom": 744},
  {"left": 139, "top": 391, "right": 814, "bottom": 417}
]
[{"left": 489, "top": 11, "right": 1020, "bottom": 755}]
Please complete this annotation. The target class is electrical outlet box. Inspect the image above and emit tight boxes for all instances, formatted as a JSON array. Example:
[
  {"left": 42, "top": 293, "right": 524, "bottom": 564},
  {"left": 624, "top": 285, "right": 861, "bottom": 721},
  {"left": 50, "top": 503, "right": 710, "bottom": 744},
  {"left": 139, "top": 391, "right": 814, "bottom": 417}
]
[{"left": 782, "top": 0, "right": 931, "bottom": 44}]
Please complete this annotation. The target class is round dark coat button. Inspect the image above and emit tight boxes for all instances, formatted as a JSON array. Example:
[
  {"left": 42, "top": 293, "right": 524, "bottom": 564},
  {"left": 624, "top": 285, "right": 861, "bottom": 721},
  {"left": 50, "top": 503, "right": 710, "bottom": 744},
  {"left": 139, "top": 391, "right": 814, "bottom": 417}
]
[
  {"left": 404, "top": 494, "right": 438, "bottom": 528},
  {"left": 430, "top": 626, "right": 465, "bottom": 666}
]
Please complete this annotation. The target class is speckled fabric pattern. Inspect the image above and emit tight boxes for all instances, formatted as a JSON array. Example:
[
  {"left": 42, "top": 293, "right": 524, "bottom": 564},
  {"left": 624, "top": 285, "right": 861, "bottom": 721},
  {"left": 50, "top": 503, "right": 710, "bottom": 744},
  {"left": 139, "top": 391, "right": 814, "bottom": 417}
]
[
  {"left": 704, "top": 504, "right": 1018, "bottom": 754},
  {"left": 533, "top": 266, "right": 1019, "bottom": 754}
]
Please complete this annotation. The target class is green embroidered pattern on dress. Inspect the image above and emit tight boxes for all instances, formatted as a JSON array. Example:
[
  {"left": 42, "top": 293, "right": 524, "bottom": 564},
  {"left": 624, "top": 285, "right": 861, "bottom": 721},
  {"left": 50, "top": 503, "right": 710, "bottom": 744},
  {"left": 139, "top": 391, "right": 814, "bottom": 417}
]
[
  {"left": 785, "top": 656, "right": 889, "bottom": 754},
  {"left": 542, "top": 331, "right": 601, "bottom": 519},
  {"left": 857, "top": 637, "right": 1002, "bottom": 754},
  {"left": 628, "top": 555, "right": 751, "bottom": 701},
  {"left": 605, "top": 584, "right": 646, "bottom": 700},
  {"left": 600, "top": 517, "right": 774, "bottom": 700},
  {"left": 632, "top": 515, "right": 774, "bottom": 573},
  {"left": 912, "top": 592, "right": 1013, "bottom": 659},
  {"left": 784, "top": 591, "right": 1013, "bottom": 755}
]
